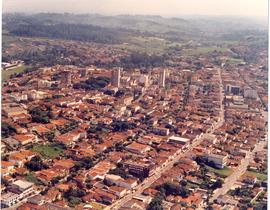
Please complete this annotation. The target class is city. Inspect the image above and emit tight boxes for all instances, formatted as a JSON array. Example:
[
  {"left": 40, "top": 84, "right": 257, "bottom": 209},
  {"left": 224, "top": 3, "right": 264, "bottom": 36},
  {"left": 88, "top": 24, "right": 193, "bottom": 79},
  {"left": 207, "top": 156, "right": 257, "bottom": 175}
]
[{"left": 1, "top": 1, "right": 268, "bottom": 210}]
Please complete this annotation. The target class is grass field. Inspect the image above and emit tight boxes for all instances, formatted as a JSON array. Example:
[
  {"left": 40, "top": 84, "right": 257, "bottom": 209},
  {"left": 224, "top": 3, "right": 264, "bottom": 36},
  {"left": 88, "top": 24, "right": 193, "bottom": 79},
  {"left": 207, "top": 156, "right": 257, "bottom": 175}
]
[
  {"left": 32, "top": 144, "right": 64, "bottom": 159},
  {"left": 86, "top": 202, "right": 107, "bottom": 210},
  {"left": 183, "top": 46, "right": 228, "bottom": 56},
  {"left": 245, "top": 170, "right": 267, "bottom": 181},
  {"left": 2, "top": 64, "right": 28, "bottom": 82},
  {"left": 25, "top": 173, "right": 42, "bottom": 185},
  {"left": 206, "top": 165, "right": 234, "bottom": 177},
  {"left": 117, "top": 35, "right": 180, "bottom": 54}
]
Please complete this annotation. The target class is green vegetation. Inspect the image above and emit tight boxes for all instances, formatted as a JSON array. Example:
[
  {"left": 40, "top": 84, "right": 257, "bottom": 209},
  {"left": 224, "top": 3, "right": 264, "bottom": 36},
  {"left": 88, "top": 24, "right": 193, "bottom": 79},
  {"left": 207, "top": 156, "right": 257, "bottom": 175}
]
[
  {"left": 147, "top": 193, "right": 164, "bottom": 210},
  {"left": 109, "top": 164, "right": 129, "bottom": 179},
  {"left": 2, "top": 64, "right": 27, "bottom": 82},
  {"left": 87, "top": 202, "right": 106, "bottom": 210},
  {"left": 32, "top": 144, "right": 65, "bottom": 159},
  {"left": 25, "top": 173, "right": 42, "bottom": 185},
  {"left": 183, "top": 46, "right": 228, "bottom": 56},
  {"left": 1, "top": 122, "right": 16, "bottom": 138},
  {"left": 229, "top": 186, "right": 252, "bottom": 197},
  {"left": 245, "top": 170, "right": 267, "bottom": 181},
  {"left": 111, "top": 120, "right": 136, "bottom": 132},
  {"left": 226, "top": 57, "right": 245, "bottom": 65},
  {"left": 73, "top": 76, "right": 110, "bottom": 90},
  {"left": 117, "top": 36, "right": 179, "bottom": 54},
  {"left": 205, "top": 166, "right": 233, "bottom": 177},
  {"left": 64, "top": 188, "right": 86, "bottom": 207},
  {"left": 119, "top": 52, "right": 167, "bottom": 69},
  {"left": 25, "top": 156, "right": 48, "bottom": 171},
  {"left": 156, "top": 182, "right": 190, "bottom": 198},
  {"left": 29, "top": 107, "right": 51, "bottom": 124}
]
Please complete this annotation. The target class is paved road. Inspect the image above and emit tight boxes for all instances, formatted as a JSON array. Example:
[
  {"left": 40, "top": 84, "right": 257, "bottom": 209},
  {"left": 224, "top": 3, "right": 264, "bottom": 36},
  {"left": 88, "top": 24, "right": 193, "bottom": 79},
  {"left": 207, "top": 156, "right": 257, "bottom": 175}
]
[
  {"left": 110, "top": 68, "right": 225, "bottom": 210},
  {"left": 210, "top": 141, "right": 266, "bottom": 202},
  {"left": 210, "top": 68, "right": 267, "bottom": 202}
]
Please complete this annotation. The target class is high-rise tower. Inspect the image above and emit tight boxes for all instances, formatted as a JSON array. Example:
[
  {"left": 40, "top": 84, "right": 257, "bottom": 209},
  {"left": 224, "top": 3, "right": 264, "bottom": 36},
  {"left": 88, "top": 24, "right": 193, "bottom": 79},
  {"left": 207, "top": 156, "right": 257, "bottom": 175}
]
[
  {"left": 61, "top": 71, "right": 72, "bottom": 86},
  {"left": 160, "top": 69, "right": 166, "bottom": 88},
  {"left": 111, "top": 67, "right": 121, "bottom": 88}
]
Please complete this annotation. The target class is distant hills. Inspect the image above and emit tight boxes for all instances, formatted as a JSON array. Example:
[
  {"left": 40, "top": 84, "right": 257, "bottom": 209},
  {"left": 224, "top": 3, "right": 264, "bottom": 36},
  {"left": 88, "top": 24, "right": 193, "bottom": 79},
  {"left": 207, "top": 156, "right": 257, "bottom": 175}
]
[{"left": 3, "top": 13, "right": 267, "bottom": 44}]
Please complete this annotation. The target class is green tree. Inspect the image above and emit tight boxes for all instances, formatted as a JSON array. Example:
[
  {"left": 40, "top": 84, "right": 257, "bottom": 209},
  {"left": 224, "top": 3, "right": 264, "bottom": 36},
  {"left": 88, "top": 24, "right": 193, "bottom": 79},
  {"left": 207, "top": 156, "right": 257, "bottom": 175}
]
[{"left": 147, "top": 194, "right": 164, "bottom": 210}]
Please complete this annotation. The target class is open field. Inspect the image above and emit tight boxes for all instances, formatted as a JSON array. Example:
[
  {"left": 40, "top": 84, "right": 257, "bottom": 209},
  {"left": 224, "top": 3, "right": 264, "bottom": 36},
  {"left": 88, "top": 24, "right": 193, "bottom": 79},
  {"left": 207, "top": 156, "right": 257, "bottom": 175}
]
[
  {"left": 32, "top": 144, "right": 64, "bottom": 159},
  {"left": 2, "top": 64, "right": 28, "bottom": 82},
  {"left": 245, "top": 170, "right": 267, "bottom": 181},
  {"left": 182, "top": 46, "right": 228, "bottom": 56},
  {"left": 206, "top": 165, "right": 234, "bottom": 177},
  {"left": 25, "top": 173, "right": 42, "bottom": 185},
  {"left": 117, "top": 35, "right": 181, "bottom": 54}
]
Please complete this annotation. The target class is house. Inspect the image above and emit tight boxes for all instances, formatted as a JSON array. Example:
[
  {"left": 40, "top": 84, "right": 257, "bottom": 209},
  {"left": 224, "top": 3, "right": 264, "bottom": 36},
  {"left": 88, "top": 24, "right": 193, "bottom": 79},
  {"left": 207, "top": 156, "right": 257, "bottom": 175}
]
[
  {"left": 153, "top": 127, "right": 170, "bottom": 136},
  {"left": 6, "top": 180, "right": 35, "bottom": 205},
  {"left": 105, "top": 174, "right": 137, "bottom": 190},
  {"left": 126, "top": 142, "right": 151, "bottom": 155},
  {"left": 168, "top": 136, "right": 190, "bottom": 147},
  {"left": 1, "top": 161, "right": 15, "bottom": 177},
  {"left": 108, "top": 185, "right": 127, "bottom": 198},
  {"left": 9, "top": 150, "right": 36, "bottom": 167},
  {"left": 12, "top": 133, "right": 38, "bottom": 145},
  {"left": 1, "top": 192, "right": 21, "bottom": 207},
  {"left": 2, "top": 106, "right": 28, "bottom": 117}
]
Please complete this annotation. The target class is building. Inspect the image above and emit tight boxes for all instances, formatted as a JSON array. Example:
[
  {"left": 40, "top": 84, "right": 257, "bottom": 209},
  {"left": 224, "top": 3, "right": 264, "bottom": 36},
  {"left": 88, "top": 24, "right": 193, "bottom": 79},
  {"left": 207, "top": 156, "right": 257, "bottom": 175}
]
[
  {"left": 105, "top": 174, "right": 137, "bottom": 190},
  {"left": 2, "top": 180, "right": 35, "bottom": 207},
  {"left": 126, "top": 142, "right": 151, "bottom": 155},
  {"left": 38, "top": 80, "right": 53, "bottom": 89},
  {"left": 153, "top": 127, "right": 170, "bottom": 136},
  {"left": 244, "top": 88, "right": 258, "bottom": 99},
  {"left": 160, "top": 69, "right": 166, "bottom": 88},
  {"left": 139, "top": 75, "right": 149, "bottom": 87},
  {"left": 226, "top": 84, "right": 241, "bottom": 95},
  {"left": 80, "top": 68, "right": 88, "bottom": 77},
  {"left": 168, "top": 136, "right": 190, "bottom": 146},
  {"left": 207, "top": 153, "right": 228, "bottom": 169},
  {"left": 1, "top": 192, "right": 21, "bottom": 207},
  {"left": 61, "top": 71, "right": 72, "bottom": 86},
  {"left": 111, "top": 67, "right": 122, "bottom": 88},
  {"left": 2, "top": 106, "right": 28, "bottom": 118},
  {"left": 123, "top": 161, "right": 152, "bottom": 178}
]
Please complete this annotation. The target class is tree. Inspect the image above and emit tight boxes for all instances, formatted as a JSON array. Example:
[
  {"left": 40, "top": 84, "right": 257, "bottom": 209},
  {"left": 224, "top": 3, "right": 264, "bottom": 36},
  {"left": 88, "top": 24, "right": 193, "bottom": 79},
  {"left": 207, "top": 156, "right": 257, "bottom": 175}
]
[
  {"left": 2, "top": 122, "right": 16, "bottom": 138},
  {"left": 211, "top": 179, "right": 223, "bottom": 190},
  {"left": 29, "top": 107, "right": 50, "bottom": 124},
  {"left": 147, "top": 194, "right": 164, "bottom": 210},
  {"left": 25, "top": 156, "right": 48, "bottom": 171}
]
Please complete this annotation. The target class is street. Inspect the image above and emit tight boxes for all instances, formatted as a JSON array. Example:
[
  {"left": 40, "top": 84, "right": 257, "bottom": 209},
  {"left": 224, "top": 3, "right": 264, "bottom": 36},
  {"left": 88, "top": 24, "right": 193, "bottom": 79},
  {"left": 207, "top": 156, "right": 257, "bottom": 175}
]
[{"left": 110, "top": 68, "right": 225, "bottom": 209}]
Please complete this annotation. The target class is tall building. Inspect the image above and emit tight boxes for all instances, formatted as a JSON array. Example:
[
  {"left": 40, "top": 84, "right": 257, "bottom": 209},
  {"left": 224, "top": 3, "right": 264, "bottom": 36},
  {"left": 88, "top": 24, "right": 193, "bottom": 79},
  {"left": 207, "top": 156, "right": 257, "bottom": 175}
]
[
  {"left": 80, "top": 68, "right": 88, "bottom": 78},
  {"left": 226, "top": 84, "right": 241, "bottom": 95},
  {"left": 61, "top": 71, "right": 72, "bottom": 86},
  {"left": 111, "top": 67, "right": 121, "bottom": 88},
  {"left": 160, "top": 69, "right": 166, "bottom": 88}
]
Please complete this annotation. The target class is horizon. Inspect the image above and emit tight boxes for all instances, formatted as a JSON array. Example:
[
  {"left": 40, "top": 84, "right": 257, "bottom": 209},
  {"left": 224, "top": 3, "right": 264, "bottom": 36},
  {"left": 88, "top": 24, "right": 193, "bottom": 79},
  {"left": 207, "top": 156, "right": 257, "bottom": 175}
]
[
  {"left": 3, "top": 11, "right": 268, "bottom": 20},
  {"left": 3, "top": 0, "right": 268, "bottom": 17}
]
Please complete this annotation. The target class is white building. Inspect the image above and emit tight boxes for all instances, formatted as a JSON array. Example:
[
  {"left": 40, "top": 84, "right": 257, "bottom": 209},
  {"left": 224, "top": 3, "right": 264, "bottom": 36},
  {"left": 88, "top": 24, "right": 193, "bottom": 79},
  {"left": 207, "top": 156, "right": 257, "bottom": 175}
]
[
  {"left": 1, "top": 192, "right": 20, "bottom": 207},
  {"left": 207, "top": 154, "right": 228, "bottom": 169},
  {"left": 111, "top": 67, "right": 122, "bottom": 88},
  {"left": 160, "top": 69, "right": 166, "bottom": 88},
  {"left": 244, "top": 89, "right": 258, "bottom": 99},
  {"left": 168, "top": 136, "right": 190, "bottom": 146}
]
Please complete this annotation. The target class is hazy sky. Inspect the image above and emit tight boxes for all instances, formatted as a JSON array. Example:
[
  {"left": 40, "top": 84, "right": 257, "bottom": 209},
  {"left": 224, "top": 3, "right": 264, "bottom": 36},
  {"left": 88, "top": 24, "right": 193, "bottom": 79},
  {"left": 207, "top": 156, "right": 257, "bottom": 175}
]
[{"left": 3, "top": 0, "right": 268, "bottom": 17}]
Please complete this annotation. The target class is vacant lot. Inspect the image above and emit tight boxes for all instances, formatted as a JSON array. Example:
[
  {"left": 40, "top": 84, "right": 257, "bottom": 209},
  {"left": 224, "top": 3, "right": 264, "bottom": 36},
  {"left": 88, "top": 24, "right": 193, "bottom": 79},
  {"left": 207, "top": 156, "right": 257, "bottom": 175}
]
[
  {"left": 245, "top": 170, "right": 267, "bottom": 181},
  {"left": 32, "top": 144, "right": 64, "bottom": 159},
  {"left": 206, "top": 165, "right": 233, "bottom": 177},
  {"left": 2, "top": 64, "right": 28, "bottom": 82}
]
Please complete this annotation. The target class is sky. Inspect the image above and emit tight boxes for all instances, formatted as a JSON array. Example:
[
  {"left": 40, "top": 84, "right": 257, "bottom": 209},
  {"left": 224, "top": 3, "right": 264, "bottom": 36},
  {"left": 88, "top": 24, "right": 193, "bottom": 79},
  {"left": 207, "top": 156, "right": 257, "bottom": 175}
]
[{"left": 2, "top": 0, "right": 268, "bottom": 17}]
